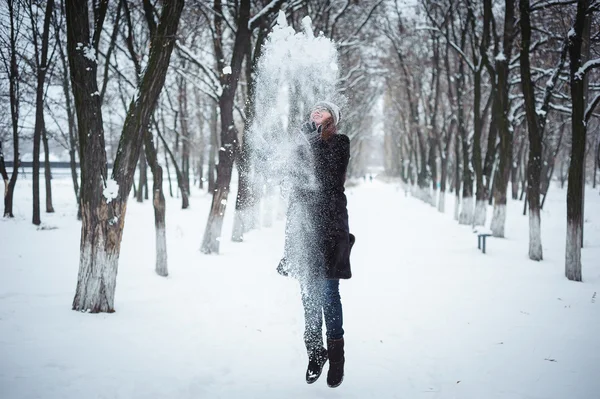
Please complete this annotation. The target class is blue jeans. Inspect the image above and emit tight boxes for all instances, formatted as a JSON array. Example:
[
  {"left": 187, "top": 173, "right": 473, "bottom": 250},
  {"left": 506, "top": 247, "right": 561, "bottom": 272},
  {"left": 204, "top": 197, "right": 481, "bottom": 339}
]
[{"left": 301, "top": 278, "right": 344, "bottom": 353}]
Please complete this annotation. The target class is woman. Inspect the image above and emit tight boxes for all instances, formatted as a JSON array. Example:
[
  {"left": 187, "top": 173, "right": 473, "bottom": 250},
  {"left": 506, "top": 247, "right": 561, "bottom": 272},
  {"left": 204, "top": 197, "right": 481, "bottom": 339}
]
[{"left": 278, "top": 101, "right": 354, "bottom": 388}]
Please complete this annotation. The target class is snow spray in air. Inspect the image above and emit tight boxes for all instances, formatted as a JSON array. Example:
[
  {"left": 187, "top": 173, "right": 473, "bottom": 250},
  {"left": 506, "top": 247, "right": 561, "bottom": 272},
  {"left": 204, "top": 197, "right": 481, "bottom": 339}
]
[{"left": 248, "top": 11, "right": 343, "bottom": 278}]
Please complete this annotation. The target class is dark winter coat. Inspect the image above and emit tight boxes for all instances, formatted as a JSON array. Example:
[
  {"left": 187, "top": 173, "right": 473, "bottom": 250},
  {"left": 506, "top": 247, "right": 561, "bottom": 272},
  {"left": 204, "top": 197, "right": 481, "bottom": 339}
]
[{"left": 279, "top": 133, "right": 354, "bottom": 280}]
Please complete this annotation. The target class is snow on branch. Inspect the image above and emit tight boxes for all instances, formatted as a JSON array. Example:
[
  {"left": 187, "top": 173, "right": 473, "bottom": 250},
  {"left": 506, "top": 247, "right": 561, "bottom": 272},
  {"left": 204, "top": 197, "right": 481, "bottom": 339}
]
[
  {"left": 537, "top": 32, "right": 569, "bottom": 130},
  {"left": 576, "top": 58, "right": 600, "bottom": 80},
  {"left": 549, "top": 102, "right": 572, "bottom": 115},
  {"left": 337, "top": 63, "right": 362, "bottom": 84},
  {"left": 248, "top": 0, "right": 285, "bottom": 30},
  {"left": 530, "top": 0, "right": 578, "bottom": 12},
  {"left": 448, "top": 40, "right": 476, "bottom": 72},
  {"left": 175, "top": 41, "right": 222, "bottom": 92},
  {"left": 585, "top": 93, "right": 600, "bottom": 123}
]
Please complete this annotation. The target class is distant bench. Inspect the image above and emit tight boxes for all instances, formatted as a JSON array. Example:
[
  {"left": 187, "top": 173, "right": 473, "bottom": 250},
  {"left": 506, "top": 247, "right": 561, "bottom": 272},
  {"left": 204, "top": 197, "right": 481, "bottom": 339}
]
[{"left": 473, "top": 228, "right": 493, "bottom": 254}]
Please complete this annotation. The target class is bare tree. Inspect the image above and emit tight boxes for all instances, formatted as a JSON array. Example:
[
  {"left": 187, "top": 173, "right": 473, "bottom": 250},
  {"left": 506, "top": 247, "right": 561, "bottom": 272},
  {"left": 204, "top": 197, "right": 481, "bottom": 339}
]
[
  {"left": 68, "top": 0, "right": 184, "bottom": 312},
  {"left": 565, "top": 0, "right": 600, "bottom": 281},
  {"left": 27, "top": 0, "right": 55, "bottom": 224},
  {"left": 0, "top": 0, "right": 22, "bottom": 218},
  {"left": 489, "top": 0, "right": 516, "bottom": 238},
  {"left": 518, "top": 0, "right": 571, "bottom": 260}
]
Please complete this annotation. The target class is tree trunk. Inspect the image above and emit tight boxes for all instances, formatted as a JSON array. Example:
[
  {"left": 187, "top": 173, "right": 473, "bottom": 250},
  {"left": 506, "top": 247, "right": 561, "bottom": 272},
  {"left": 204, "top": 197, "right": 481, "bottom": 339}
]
[
  {"left": 0, "top": 142, "right": 8, "bottom": 201},
  {"left": 57, "top": 25, "right": 81, "bottom": 219},
  {"left": 136, "top": 150, "right": 147, "bottom": 203},
  {"left": 520, "top": 144, "right": 528, "bottom": 201},
  {"left": 42, "top": 127, "right": 55, "bottom": 213},
  {"left": 232, "top": 50, "right": 255, "bottom": 243},
  {"left": 201, "top": 0, "right": 252, "bottom": 254},
  {"left": 428, "top": 135, "right": 438, "bottom": 207},
  {"left": 68, "top": 0, "right": 183, "bottom": 312},
  {"left": 154, "top": 118, "right": 188, "bottom": 208},
  {"left": 454, "top": 125, "right": 461, "bottom": 221},
  {"left": 559, "top": 156, "right": 567, "bottom": 189},
  {"left": 164, "top": 145, "right": 173, "bottom": 197},
  {"left": 31, "top": 0, "right": 55, "bottom": 225},
  {"left": 193, "top": 90, "right": 205, "bottom": 190},
  {"left": 491, "top": 126, "right": 513, "bottom": 237},
  {"left": 519, "top": 0, "right": 542, "bottom": 260},
  {"left": 490, "top": 0, "right": 515, "bottom": 238},
  {"left": 208, "top": 103, "right": 218, "bottom": 193},
  {"left": 472, "top": 68, "right": 485, "bottom": 225},
  {"left": 456, "top": 28, "right": 473, "bottom": 225},
  {"left": 132, "top": 177, "right": 138, "bottom": 198},
  {"left": 565, "top": 0, "right": 588, "bottom": 282},
  {"left": 483, "top": 110, "right": 498, "bottom": 205},
  {"left": 511, "top": 136, "right": 525, "bottom": 200},
  {"left": 233, "top": 26, "right": 268, "bottom": 242},
  {"left": 473, "top": 0, "right": 493, "bottom": 227},
  {"left": 593, "top": 139, "right": 599, "bottom": 189},
  {"left": 144, "top": 167, "right": 149, "bottom": 200},
  {"left": 178, "top": 77, "right": 191, "bottom": 201},
  {"left": 144, "top": 132, "right": 168, "bottom": 277},
  {"left": 4, "top": 0, "right": 20, "bottom": 218}
]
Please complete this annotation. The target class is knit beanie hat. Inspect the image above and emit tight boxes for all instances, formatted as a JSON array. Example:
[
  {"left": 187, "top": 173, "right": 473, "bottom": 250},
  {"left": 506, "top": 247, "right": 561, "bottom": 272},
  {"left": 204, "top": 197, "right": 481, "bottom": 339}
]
[{"left": 312, "top": 101, "right": 341, "bottom": 126}]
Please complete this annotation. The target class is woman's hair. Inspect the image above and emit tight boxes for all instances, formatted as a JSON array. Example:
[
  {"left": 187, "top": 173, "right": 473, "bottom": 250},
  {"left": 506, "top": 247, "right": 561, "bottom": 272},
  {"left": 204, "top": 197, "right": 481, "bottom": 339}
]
[{"left": 321, "top": 115, "right": 337, "bottom": 141}]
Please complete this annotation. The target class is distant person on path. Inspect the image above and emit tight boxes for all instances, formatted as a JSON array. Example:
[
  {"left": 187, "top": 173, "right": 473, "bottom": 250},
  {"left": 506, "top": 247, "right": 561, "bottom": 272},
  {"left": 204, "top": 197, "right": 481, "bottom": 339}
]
[{"left": 277, "top": 101, "right": 354, "bottom": 388}]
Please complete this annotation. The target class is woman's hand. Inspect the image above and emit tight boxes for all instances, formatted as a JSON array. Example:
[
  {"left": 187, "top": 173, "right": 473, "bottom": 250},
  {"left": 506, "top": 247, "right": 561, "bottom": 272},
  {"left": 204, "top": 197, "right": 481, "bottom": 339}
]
[{"left": 299, "top": 121, "right": 322, "bottom": 144}]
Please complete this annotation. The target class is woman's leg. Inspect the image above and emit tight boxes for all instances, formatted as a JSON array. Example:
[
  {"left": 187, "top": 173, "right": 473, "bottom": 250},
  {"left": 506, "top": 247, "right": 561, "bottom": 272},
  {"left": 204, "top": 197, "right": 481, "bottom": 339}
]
[
  {"left": 300, "top": 277, "right": 325, "bottom": 352},
  {"left": 323, "top": 279, "right": 344, "bottom": 340}
]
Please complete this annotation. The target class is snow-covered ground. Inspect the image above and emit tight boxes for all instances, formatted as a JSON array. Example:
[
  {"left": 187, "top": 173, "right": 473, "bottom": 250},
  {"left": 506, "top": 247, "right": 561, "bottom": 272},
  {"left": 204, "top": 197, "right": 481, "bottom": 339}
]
[{"left": 1, "top": 174, "right": 599, "bottom": 399}]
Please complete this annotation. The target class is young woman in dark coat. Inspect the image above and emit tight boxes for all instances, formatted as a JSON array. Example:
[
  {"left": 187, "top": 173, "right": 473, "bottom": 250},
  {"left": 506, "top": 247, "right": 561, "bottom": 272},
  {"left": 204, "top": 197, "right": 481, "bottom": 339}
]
[{"left": 278, "top": 101, "right": 354, "bottom": 388}]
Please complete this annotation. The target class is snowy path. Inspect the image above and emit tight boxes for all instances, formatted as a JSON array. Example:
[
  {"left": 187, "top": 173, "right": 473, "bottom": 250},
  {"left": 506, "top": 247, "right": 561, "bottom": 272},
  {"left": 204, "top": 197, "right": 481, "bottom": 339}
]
[{"left": 1, "top": 179, "right": 599, "bottom": 398}]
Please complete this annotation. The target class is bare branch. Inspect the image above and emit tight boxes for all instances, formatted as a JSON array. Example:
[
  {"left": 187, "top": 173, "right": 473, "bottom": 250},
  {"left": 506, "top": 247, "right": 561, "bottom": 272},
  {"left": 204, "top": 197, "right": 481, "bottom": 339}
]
[{"left": 585, "top": 93, "right": 600, "bottom": 122}]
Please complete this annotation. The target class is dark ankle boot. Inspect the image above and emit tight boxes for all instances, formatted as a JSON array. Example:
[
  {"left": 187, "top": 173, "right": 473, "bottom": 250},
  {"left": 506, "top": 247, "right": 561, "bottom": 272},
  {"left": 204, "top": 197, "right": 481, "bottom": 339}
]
[
  {"left": 326, "top": 338, "right": 345, "bottom": 388},
  {"left": 306, "top": 347, "right": 328, "bottom": 384}
]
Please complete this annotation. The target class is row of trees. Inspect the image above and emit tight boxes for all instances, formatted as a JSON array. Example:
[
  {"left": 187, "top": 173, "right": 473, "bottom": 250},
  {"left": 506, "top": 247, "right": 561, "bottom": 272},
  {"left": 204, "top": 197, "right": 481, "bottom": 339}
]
[
  {"left": 0, "top": 0, "right": 382, "bottom": 312},
  {"left": 382, "top": 0, "right": 600, "bottom": 281},
  {"left": 1, "top": 0, "right": 597, "bottom": 313}
]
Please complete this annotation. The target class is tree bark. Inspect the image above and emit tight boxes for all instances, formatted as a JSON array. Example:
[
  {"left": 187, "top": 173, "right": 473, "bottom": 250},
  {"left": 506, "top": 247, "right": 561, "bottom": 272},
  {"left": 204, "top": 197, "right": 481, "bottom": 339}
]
[
  {"left": 490, "top": 0, "right": 515, "bottom": 238},
  {"left": 438, "top": 120, "right": 454, "bottom": 213},
  {"left": 232, "top": 23, "right": 270, "bottom": 242},
  {"left": 154, "top": 117, "right": 188, "bottom": 206},
  {"left": 454, "top": 122, "right": 462, "bottom": 221},
  {"left": 164, "top": 146, "right": 173, "bottom": 197},
  {"left": 31, "top": 0, "right": 55, "bottom": 225},
  {"left": 473, "top": 0, "right": 494, "bottom": 226},
  {"left": 455, "top": 20, "right": 473, "bottom": 225},
  {"left": 136, "top": 149, "right": 147, "bottom": 203},
  {"left": 0, "top": 142, "right": 8, "bottom": 201},
  {"left": 593, "top": 138, "right": 599, "bottom": 189},
  {"left": 140, "top": 0, "right": 168, "bottom": 277},
  {"left": 201, "top": 0, "right": 252, "bottom": 254},
  {"left": 565, "top": 0, "right": 589, "bottom": 282},
  {"left": 144, "top": 132, "right": 168, "bottom": 277},
  {"left": 511, "top": 136, "right": 525, "bottom": 200},
  {"left": 4, "top": 0, "right": 20, "bottom": 218},
  {"left": 193, "top": 90, "right": 205, "bottom": 190},
  {"left": 42, "top": 127, "right": 55, "bottom": 213},
  {"left": 56, "top": 18, "right": 81, "bottom": 219},
  {"left": 68, "top": 0, "right": 183, "bottom": 312},
  {"left": 208, "top": 103, "right": 218, "bottom": 193},
  {"left": 519, "top": 0, "right": 543, "bottom": 260},
  {"left": 178, "top": 77, "right": 191, "bottom": 202},
  {"left": 483, "top": 109, "right": 498, "bottom": 205}
]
